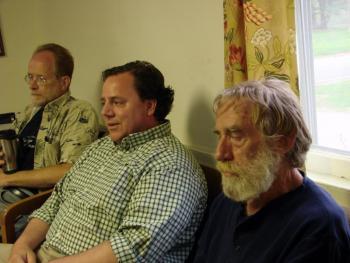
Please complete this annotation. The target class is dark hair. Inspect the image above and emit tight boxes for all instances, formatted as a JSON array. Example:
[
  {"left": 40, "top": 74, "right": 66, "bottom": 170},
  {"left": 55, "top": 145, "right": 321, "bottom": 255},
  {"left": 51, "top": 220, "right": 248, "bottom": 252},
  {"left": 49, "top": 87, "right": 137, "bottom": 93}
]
[
  {"left": 34, "top": 43, "right": 74, "bottom": 79},
  {"left": 102, "top": 61, "right": 174, "bottom": 121}
]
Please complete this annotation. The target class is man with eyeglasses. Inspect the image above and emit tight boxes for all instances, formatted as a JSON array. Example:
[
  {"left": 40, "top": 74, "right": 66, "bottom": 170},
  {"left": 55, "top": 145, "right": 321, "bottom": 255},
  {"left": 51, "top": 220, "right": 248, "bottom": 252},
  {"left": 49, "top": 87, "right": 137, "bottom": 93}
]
[{"left": 0, "top": 43, "right": 99, "bottom": 208}]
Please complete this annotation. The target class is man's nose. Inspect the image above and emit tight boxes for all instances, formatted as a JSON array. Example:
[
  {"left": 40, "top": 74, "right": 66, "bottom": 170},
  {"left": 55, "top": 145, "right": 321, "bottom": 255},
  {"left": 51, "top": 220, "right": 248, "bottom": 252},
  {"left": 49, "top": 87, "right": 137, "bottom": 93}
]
[
  {"left": 28, "top": 77, "right": 39, "bottom": 89},
  {"left": 29, "top": 82, "right": 38, "bottom": 90},
  {"left": 101, "top": 103, "right": 112, "bottom": 117},
  {"left": 215, "top": 136, "right": 233, "bottom": 162}
]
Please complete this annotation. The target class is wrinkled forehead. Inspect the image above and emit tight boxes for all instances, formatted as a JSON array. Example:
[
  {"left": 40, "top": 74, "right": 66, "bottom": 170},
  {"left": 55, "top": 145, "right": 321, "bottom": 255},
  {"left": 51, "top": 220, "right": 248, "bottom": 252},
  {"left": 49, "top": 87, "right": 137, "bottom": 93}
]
[{"left": 215, "top": 97, "right": 254, "bottom": 118}]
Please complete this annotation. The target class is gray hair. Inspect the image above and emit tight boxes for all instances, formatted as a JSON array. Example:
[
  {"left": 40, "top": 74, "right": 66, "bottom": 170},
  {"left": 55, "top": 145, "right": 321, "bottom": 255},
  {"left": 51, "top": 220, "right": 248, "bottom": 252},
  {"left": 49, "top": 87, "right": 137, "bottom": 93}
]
[{"left": 213, "top": 79, "right": 312, "bottom": 168}]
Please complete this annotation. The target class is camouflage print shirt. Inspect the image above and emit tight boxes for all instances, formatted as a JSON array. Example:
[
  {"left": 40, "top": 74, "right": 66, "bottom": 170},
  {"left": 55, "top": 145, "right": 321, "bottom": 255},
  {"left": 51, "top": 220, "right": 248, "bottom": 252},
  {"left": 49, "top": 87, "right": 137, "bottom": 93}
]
[{"left": 16, "top": 91, "right": 99, "bottom": 169}]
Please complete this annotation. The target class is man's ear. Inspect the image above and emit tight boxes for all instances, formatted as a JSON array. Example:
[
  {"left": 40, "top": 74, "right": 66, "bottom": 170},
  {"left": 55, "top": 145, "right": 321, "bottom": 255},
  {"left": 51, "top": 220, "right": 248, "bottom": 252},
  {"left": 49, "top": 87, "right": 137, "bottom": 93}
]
[
  {"left": 273, "top": 129, "right": 297, "bottom": 154},
  {"left": 146, "top": 100, "right": 157, "bottom": 116},
  {"left": 60, "top": 76, "right": 71, "bottom": 91}
]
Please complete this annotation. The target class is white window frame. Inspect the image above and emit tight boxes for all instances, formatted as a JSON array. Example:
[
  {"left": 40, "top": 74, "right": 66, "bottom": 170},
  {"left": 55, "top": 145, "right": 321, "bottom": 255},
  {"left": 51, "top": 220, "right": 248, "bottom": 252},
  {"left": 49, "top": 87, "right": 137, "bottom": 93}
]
[{"left": 295, "top": 0, "right": 350, "bottom": 206}]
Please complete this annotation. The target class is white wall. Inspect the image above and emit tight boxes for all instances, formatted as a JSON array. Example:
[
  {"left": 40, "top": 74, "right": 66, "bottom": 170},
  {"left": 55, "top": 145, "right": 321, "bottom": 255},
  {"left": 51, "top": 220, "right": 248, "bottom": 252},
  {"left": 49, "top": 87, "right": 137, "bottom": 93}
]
[
  {"left": 1, "top": 0, "right": 349, "bottom": 208},
  {"left": 0, "top": 0, "right": 223, "bottom": 153}
]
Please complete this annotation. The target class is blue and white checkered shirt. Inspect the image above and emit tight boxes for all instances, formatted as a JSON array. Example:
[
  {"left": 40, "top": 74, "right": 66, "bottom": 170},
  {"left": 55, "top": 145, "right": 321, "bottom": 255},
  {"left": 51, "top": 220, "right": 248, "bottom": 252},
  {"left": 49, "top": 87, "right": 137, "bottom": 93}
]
[{"left": 30, "top": 121, "right": 207, "bottom": 262}]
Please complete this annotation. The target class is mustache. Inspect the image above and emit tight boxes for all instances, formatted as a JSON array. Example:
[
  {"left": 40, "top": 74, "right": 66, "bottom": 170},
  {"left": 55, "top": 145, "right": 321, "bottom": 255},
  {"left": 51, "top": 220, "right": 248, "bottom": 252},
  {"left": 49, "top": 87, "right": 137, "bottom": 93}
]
[{"left": 216, "top": 161, "right": 240, "bottom": 174}]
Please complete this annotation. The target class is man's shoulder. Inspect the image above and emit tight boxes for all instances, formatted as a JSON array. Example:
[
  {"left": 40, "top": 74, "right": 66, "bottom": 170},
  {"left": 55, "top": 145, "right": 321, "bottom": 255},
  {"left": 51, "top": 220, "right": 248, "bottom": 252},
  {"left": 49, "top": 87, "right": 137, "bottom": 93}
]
[
  {"left": 44, "top": 93, "right": 96, "bottom": 116},
  {"left": 132, "top": 133, "right": 204, "bottom": 182},
  {"left": 270, "top": 176, "right": 350, "bottom": 236},
  {"left": 64, "top": 96, "right": 96, "bottom": 111},
  {"left": 53, "top": 96, "right": 98, "bottom": 123},
  {"left": 301, "top": 177, "right": 346, "bottom": 219},
  {"left": 74, "top": 136, "right": 111, "bottom": 159},
  {"left": 144, "top": 134, "right": 197, "bottom": 167}
]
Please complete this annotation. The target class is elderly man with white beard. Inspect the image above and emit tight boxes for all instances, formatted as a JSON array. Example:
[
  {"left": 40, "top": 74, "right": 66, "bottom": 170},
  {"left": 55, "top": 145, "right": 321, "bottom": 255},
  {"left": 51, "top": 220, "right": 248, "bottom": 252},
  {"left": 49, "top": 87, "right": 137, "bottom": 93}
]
[{"left": 193, "top": 79, "right": 350, "bottom": 263}]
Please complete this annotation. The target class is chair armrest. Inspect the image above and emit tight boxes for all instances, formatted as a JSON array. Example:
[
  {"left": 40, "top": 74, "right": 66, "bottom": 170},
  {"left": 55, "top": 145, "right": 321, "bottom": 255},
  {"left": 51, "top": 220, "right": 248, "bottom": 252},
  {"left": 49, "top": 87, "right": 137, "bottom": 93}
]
[{"left": 0, "top": 189, "right": 53, "bottom": 243}]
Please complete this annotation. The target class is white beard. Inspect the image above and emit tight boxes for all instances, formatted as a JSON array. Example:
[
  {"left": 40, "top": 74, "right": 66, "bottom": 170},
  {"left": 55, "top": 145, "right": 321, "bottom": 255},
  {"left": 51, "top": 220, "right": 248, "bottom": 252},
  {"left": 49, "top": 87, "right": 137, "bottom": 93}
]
[{"left": 217, "top": 145, "right": 281, "bottom": 202}]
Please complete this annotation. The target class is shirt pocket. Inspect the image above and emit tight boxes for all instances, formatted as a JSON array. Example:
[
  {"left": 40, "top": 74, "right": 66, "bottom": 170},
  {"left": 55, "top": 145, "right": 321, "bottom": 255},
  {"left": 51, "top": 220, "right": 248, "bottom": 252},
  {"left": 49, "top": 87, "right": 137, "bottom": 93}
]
[{"left": 43, "top": 140, "right": 60, "bottom": 166}]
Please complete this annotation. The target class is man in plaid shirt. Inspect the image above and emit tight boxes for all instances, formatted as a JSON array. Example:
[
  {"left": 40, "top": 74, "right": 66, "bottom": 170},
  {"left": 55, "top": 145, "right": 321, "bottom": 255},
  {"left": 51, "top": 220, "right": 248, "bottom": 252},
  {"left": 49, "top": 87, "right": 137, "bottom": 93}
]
[{"left": 1, "top": 61, "right": 207, "bottom": 263}]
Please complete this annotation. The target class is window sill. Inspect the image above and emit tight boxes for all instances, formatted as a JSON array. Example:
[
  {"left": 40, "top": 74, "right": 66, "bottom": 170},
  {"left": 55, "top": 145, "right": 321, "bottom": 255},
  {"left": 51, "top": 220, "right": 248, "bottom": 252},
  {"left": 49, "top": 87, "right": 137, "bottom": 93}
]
[{"left": 305, "top": 148, "right": 350, "bottom": 208}]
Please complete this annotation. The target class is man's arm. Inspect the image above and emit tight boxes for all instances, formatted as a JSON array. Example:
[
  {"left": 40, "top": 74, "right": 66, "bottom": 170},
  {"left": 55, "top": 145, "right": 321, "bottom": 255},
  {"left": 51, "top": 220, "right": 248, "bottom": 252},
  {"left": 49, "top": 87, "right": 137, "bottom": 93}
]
[
  {"left": 8, "top": 218, "right": 49, "bottom": 263},
  {"left": 0, "top": 163, "right": 71, "bottom": 188},
  {"left": 50, "top": 241, "right": 117, "bottom": 263}
]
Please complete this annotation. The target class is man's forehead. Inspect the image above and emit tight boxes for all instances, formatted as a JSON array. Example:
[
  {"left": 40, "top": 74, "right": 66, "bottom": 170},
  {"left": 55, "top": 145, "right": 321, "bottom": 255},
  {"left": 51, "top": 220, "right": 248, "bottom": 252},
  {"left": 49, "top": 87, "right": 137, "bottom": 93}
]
[
  {"left": 101, "top": 73, "right": 138, "bottom": 100},
  {"left": 214, "top": 98, "right": 259, "bottom": 137},
  {"left": 30, "top": 51, "right": 55, "bottom": 64},
  {"left": 28, "top": 51, "right": 56, "bottom": 73},
  {"left": 216, "top": 97, "right": 254, "bottom": 117}
]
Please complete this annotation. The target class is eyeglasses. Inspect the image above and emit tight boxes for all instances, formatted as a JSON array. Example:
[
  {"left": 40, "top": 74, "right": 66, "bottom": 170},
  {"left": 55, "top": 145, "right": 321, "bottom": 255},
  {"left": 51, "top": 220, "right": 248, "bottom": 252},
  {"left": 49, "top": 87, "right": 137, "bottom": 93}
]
[{"left": 24, "top": 74, "right": 55, "bottom": 86}]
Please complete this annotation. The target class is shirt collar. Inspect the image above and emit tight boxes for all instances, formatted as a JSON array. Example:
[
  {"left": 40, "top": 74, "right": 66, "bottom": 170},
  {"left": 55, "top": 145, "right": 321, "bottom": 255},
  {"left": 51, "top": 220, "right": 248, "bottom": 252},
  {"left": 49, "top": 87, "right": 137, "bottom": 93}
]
[
  {"left": 113, "top": 120, "right": 171, "bottom": 151},
  {"left": 26, "top": 92, "right": 71, "bottom": 122},
  {"left": 44, "top": 91, "right": 71, "bottom": 113}
]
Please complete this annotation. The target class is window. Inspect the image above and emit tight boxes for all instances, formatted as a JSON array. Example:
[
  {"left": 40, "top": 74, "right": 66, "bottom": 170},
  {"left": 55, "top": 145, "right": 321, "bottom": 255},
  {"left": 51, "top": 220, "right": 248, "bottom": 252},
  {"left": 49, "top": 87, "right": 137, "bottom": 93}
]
[{"left": 296, "top": 0, "right": 350, "bottom": 181}]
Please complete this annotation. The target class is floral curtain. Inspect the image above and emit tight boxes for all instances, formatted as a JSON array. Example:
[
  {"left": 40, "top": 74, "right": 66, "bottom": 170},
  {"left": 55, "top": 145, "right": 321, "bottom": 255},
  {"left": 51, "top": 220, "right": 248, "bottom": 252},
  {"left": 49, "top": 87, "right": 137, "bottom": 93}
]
[{"left": 224, "top": 0, "right": 299, "bottom": 95}]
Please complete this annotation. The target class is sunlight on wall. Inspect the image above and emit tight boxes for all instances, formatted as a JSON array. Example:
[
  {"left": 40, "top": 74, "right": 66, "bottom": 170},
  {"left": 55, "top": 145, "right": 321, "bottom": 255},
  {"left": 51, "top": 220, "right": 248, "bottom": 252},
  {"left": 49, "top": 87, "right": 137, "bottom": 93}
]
[{"left": 0, "top": 0, "right": 223, "bottom": 151}]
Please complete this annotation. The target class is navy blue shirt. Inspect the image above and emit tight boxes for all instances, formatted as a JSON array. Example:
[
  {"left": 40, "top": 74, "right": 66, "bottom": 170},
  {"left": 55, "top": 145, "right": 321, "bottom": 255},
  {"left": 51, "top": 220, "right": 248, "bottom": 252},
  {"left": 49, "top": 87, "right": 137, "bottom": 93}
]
[
  {"left": 17, "top": 107, "right": 44, "bottom": 171},
  {"left": 194, "top": 176, "right": 350, "bottom": 263}
]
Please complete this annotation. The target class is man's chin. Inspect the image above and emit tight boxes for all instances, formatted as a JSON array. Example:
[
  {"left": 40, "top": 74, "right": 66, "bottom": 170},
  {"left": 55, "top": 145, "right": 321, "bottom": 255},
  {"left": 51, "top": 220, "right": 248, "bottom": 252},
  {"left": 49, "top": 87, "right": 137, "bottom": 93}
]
[
  {"left": 223, "top": 187, "right": 260, "bottom": 203},
  {"left": 31, "top": 98, "right": 45, "bottom": 107},
  {"left": 109, "top": 132, "right": 125, "bottom": 142}
]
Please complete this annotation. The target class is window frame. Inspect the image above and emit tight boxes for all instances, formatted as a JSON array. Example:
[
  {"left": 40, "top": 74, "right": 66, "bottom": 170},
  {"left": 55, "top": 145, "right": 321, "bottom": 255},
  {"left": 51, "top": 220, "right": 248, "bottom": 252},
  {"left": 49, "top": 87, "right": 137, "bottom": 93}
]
[{"left": 295, "top": 0, "right": 350, "bottom": 183}]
